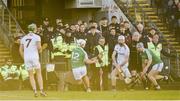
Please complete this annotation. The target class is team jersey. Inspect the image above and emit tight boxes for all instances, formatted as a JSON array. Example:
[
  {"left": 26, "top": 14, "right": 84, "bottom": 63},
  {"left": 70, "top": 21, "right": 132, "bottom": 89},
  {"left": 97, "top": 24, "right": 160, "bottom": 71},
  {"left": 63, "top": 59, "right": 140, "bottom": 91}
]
[
  {"left": 141, "top": 49, "right": 163, "bottom": 65},
  {"left": 114, "top": 44, "right": 130, "bottom": 65},
  {"left": 20, "top": 33, "right": 41, "bottom": 59},
  {"left": 71, "top": 47, "right": 88, "bottom": 69}
]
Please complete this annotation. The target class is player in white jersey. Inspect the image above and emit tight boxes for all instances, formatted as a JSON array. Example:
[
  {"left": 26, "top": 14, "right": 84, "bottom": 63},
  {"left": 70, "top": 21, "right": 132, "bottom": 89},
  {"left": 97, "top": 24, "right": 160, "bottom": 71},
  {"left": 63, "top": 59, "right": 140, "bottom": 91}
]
[
  {"left": 19, "top": 23, "right": 47, "bottom": 97},
  {"left": 111, "top": 35, "right": 132, "bottom": 91}
]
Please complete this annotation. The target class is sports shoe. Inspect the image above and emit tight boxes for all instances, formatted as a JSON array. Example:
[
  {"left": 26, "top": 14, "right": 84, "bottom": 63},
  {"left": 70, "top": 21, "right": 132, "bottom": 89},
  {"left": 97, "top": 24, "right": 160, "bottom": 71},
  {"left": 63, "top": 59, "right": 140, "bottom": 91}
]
[
  {"left": 40, "top": 91, "right": 47, "bottom": 97},
  {"left": 155, "top": 85, "right": 161, "bottom": 90},
  {"left": 33, "top": 90, "right": 38, "bottom": 97},
  {"left": 34, "top": 93, "right": 38, "bottom": 97},
  {"left": 112, "top": 89, "right": 116, "bottom": 92},
  {"left": 164, "top": 76, "right": 168, "bottom": 81},
  {"left": 145, "top": 87, "right": 149, "bottom": 90},
  {"left": 64, "top": 83, "right": 69, "bottom": 91},
  {"left": 86, "top": 88, "right": 92, "bottom": 93}
]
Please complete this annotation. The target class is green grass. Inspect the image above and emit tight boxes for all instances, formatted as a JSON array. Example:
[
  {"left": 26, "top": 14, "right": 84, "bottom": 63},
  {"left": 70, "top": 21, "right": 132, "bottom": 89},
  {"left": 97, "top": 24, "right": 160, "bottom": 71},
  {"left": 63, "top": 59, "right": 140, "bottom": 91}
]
[{"left": 0, "top": 90, "right": 180, "bottom": 100}]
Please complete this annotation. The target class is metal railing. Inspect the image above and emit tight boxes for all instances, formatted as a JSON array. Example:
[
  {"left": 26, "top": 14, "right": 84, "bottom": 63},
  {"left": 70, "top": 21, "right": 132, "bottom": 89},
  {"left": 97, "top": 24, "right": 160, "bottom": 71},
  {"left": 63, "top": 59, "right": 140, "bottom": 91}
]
[
  {"left": 0, "top": 0, "right": 24, "bottom": 49},
  {"left": 114, "top": 0, "right": 180, "bottom": 77}
]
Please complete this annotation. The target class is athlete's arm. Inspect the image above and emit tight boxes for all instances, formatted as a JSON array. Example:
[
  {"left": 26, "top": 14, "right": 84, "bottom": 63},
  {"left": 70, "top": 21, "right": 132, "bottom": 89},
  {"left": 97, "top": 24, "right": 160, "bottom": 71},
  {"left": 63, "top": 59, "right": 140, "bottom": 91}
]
[
  {"left": 112, "top": 50, "right": 117, "bottom": 65},
  {"left": 36, "top": 36, "right": 42, "bottom": 53},
  {"left": 84, "top": 52, "right": 97, "bottom": 64},
  {"left": 84, "top": 58, "right": 97, "bottom": 64},
  {"left": 19, "top": 44, "right": 24, "bottom": 59},
  {"left": 37, "top": 41, "right": 42, "bottom": 53},
  {"left": 143, "top": 50, "right": 152, "bottom": 74}
]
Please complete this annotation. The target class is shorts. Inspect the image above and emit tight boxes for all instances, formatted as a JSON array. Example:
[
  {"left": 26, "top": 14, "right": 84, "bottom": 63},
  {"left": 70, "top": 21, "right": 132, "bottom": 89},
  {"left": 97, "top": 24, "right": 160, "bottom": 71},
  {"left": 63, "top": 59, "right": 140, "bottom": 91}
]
[
  {"left": 120, "top": 63, "right": 132, "bottom": 78},
  {"left": 151, "top": 63, "right": 164, "bottom": 72},
  {"left": 24, "top": 58, "right": 41, "bottom": 70},
  {"left": 72, "top": 66, "right": 87, "bottom": 80}
]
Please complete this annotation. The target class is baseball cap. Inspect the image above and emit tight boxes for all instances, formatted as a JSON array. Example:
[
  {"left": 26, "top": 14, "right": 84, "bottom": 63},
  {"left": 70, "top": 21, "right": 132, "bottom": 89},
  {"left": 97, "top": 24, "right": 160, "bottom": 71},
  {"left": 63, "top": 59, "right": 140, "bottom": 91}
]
[
  {"left": 77, "top": 39, "right": 86, "bottom": 46},
  {"left": 28, "top": 23, "right": 37, "bottom": 32},
  {"left": 136, "top": 42, "right": 144, "bottom": 48}
]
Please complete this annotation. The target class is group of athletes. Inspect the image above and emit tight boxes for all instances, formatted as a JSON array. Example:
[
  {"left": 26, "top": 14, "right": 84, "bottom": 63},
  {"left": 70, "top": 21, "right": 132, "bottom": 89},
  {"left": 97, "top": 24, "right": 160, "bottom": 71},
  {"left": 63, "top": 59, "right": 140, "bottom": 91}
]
[{"left": 19, "top": 21, "right": 168, "bottom": 97}]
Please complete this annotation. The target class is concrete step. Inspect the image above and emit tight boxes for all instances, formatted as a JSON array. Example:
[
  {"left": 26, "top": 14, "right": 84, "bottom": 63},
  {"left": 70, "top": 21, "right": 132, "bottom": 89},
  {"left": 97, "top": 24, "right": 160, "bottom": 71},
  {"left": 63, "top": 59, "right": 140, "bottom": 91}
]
[
  {"left": 139, "top": 3, "right": 150, "bottom": 7},
  {"left": 0, "top": 48, "right": 8, "bottom": 51},
  {"left": 165, "top": 38, "right": 176, "bottom": 41},
  {"left": 129, "top": 12, "right": 156, "bottom": 16},
  {"left": 129, "top": 7, "right": 156, "bottom": 11},
  {"left": 163, "top": 34, "right": 176, "bottom": 38},
  {"left": 168, "top": 42, "right": 179, "bottom": 45},
  {"left": 0, "top": 51, "right": 10, "bottom": 55},
  {"left": 144, "top": 19, "right": 161, "bottom": 23},
  {"left": 0, "top": 44, "right": 6, "bottom": 48}
]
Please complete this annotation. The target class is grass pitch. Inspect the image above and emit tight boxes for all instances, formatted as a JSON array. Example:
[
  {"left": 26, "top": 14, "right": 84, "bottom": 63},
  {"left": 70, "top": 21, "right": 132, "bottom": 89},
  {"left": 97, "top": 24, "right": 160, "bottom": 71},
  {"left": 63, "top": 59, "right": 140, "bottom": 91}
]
[{"left": 0, "top": 90, "right": 179, "bottom": 100}]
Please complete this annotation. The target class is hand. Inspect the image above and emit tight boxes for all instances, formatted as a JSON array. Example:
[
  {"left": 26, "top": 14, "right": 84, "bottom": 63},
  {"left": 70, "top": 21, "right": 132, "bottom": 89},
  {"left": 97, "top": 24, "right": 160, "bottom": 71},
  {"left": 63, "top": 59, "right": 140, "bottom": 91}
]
[
  {"left": 93, "top": 59, "right": 98, "bottom": 63},
  {"left": 91, "top": 57, "right": 98, "bottom": 63}
]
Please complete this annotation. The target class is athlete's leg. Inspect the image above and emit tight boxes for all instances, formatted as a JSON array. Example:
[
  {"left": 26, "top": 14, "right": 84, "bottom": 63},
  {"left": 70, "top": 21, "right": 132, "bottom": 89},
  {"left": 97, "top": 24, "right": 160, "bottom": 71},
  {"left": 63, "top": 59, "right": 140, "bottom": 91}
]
[
  {"left": 28, "top": 69, "right": 37, "bottom": 92},
  {"left": 82, "top": 75, "right": 91, "bottom": 91},
  {"left": 147, "top": 70, "right": 160, "bottom": 88},
  {"left": 64, "top": 71, "right": 82, "bottom": 85},
  {"left": 35, "top": 68, "right": 47, "bottom": 96},
  {"left": 111, "top": 68, "right": 119, "bottom": 90},
  {"left": 36, "top": 68, "right": 43, "bottom": 91}
]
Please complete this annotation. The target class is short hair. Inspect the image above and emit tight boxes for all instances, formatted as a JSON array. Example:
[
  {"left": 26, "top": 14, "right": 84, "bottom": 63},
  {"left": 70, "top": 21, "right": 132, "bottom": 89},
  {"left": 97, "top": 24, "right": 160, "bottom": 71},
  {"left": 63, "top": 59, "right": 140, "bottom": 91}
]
[
  {"left": 43, "top": 17, "right": 49, "bottom": 21},
  {"left": 99, "top": 36, "right": 105, "bottom": 40},
  {"left": 70, "top": 24, "right": 75, "bottom": 26},
  {"left": 120, "top": 23, "right": 125, "bottom": 28},
  {"left": 66, "top": 28, "right": 71, "bottom": 33},
  {"left": 90, "top": 26, "right": 96, "bottom": 30},
  {"left": 80, "top": 24, "right": 85, "bottom": 27},
  {"left": 101, "top": 17, "right": 107, "bottom": 20},
  {"left": 111, "top": 16, "right": 117, "bottom": 19},
  {"left": 89, "top": 20, "right": 94, "bottom": 23},
  {"left": 110, "top": 28, "right": 116, "bottom": 31},
  {"left": 124, "top": 21, "right": 129, "bottom": 24},
  {"left": 150, "top": 27, "right": 156, "bottom": 31}
]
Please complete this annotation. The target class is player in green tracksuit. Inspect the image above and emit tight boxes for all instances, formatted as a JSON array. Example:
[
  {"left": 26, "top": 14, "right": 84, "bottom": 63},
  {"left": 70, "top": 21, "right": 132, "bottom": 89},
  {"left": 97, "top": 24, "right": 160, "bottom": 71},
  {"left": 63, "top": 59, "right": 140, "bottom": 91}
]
[
  {"left": 1, "top": 60, "right": 20, "bottom": 81},
  {"left": 0, "top": 59, "right": 20, "bottom": 90},
  {"left": 136, "top": 42, "right": 164, "bottom": 90},
  {"left": 64, "top": 39, "right": 97, "bottom": 92},
  {"left": 19, "top": 64, "right": 31, "bottom": 89}
]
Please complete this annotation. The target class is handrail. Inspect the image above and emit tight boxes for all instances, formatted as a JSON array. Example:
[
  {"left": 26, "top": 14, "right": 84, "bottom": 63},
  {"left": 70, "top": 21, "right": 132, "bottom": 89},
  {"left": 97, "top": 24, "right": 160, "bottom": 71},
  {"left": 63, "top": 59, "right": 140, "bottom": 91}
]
[
  {"left": 0, "top": 0, "right": 25, "bottom": 34},
  {"left": 0, "top": 0, "right": 25, "bottom": 50},
  {"left": 114, "top": 0, "right": 180, "bottom": 76},
  {"left": 133, "top": 0, "right": 178, "bottom": 54},
  {"left": 114, "top": 0, "right": 177, "bottom": 54},
  {"left": 114, "top": 0, "right": 138, "bottom": 31}
]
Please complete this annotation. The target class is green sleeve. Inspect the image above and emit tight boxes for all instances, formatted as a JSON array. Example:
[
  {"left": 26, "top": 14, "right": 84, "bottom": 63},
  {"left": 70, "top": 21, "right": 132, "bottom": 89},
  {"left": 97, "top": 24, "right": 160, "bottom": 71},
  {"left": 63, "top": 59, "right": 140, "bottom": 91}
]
[{"left": 146, "top": 49, "right": 152, "bottom": 60}]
